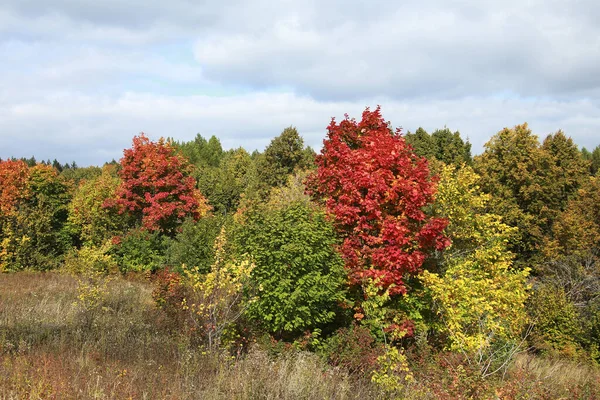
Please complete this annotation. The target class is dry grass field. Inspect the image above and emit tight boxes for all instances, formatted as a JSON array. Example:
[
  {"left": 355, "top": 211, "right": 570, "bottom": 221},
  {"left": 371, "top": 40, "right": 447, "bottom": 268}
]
[{"left": 1, "top": 272, "right": 599, "bottom": 399}]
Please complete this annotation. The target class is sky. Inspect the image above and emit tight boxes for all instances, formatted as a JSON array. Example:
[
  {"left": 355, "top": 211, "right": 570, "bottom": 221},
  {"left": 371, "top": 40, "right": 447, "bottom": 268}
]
[{"left": 1, "top": 0, "right": 599, "bottom": 166}]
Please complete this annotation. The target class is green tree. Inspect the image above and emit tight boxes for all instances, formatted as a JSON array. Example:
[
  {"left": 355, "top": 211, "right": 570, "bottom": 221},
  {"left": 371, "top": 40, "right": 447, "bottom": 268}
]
[
  {"left": 474, "top": 124, "right": 586, "bottom": 262},
  {"left": 539, "top": 131, "right": 589, "bottom": 229},
  {"left": 405, "top": 127, "right": 472, "bottom": 165},
  {"left": 533, "top": 254, "right": 600, "bottom": 362},
  {"left": 256, "top": 127, "right": 313, "bottom": 193},
  {"left": 544, "top": 176, "right": 600, "bottom": 259},
  {"left": 533, "top": 173, "right": 600, "bottom": 362},
  {"left": 404, "top": 128, "right": 435, "bottom": 160},
  {"left": 61, "top": 166, "right": 102, "bottom": 186},
  {"left": 581, "top": 145, "right": 600, "bottom": 175},
  {"left": 165, "top": 215, "right": 225, "bottom": 274},
  {"left": 196, "top": 148, "right": 254, "bottom": 215},
  {"left": 173, "top": 134, "right": 224, "bottom": 168},
  {"left": 528, "top": 284, "right": 583, "bottom": 358},
  {"left": 431, "top": 128, "right": 472, "bottom": 165},
  {"left": 232, "top": 188, "right": 347, "bottom": 337},
  {"left": 110, "top": 228, "right": 168, "bottom": 273},
  {"left": 266, "top": 169, "right": 313, "bottom": 210}
]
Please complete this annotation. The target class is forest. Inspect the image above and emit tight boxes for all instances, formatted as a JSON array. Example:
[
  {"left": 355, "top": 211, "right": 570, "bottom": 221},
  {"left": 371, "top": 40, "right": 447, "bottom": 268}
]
[{"left": 1, "top": 106, "right": 600, "bottom": 399}]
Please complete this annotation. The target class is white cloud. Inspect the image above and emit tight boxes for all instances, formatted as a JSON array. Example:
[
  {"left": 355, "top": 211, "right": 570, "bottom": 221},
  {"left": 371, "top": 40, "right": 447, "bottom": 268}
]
[
  {"left": 2, "top": 91, "right": 599, "bottom": 166},
  {"left": 0, "top": 0, "right": 599, "bottom": 165},
  {"left": 193, "top": 0, "right": 600, "bottom": 100}
]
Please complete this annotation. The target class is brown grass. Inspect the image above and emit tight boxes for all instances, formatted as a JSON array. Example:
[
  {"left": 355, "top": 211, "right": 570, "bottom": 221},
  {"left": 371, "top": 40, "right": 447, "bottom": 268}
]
[
  {"left": 0, "top": 272, "right": 378, "bottom": 399},
  {"left": 1, "top": 272, "right": 599, "bottom": 399}
]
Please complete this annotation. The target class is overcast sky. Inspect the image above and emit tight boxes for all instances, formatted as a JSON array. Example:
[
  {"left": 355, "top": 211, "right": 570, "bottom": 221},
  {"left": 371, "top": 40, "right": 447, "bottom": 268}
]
[{"left": 1, "top": 0, "right": 599, "bottom": 166}]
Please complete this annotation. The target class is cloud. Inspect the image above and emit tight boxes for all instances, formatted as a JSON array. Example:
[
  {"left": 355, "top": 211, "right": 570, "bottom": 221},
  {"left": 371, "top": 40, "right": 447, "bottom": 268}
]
[
  {"left": 0, "top": 0, "right": 599, "bottom": 165},
  {"left": 2, "top": 90, "right": 599, "bottom": 166},
  {"left": 192, "top": 0, "right": 600, "bottom": 100}
]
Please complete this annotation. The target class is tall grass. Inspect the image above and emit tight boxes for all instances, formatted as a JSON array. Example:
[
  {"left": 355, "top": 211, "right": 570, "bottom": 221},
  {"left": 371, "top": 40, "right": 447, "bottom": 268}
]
[
  {"left": 0, "top": 272, "right": 378, "bottom": 399},
  {"left": 1, "top": 272, "right": 599, "bottom": 399}
]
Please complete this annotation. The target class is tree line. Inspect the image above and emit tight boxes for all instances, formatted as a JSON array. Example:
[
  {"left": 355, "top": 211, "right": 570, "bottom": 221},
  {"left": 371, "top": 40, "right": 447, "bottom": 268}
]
[{"left": 1, "top": 107, "right": 599, "bottom": 388}]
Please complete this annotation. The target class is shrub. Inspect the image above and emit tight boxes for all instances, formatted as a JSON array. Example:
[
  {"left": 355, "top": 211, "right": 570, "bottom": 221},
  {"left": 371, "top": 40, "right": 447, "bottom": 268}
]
[
  {"left": 151, "top": 268, "right": 188, "bottom": 327},
  {"left": 181, "top": 228, "right": 254, "bottom": 351},
  {"left": 232, "top": 201, "right": 348, "bottom": 337},
  {"left": 320, "top": 324, "right": 385, "bottom": 375},
  {"left": 371, "top": 345, "right": 413, "bottom": 395},
  {"left": 111, "top": 228, "right": 168, "bottom": 273},
  {"left": 63, "top": 242, "right": 118, "bottom": 275},
  {"left": 164, "top": 216, "right": 225, "bottom": 274},
  {"left": 528, "top": 283, "right": 583, "bottom": 358}
]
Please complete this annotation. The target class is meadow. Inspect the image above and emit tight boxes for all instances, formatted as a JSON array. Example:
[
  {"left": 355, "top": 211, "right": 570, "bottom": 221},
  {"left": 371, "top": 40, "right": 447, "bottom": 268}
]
[{"left": 1, "top": 272, "right": 599, "bottom": 399}]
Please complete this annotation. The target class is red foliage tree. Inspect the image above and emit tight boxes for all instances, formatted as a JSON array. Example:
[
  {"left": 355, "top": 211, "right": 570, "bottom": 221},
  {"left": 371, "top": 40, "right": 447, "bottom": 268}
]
[
  {"left": 107, "top": 134, "right": 210, "bottom": 234},
  {"left": 0, "top": 160, "right": 31, "bottom": 215},
  {"left": 308, "top": 107, "right": 450, "bottom": 295}
]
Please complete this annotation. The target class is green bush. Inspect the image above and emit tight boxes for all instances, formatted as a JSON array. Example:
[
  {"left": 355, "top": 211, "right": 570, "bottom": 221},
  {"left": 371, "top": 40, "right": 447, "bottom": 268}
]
[
  {"left": 164, "top": 216, "right": 225, "bottom": 274},
  {"left": 528, "top": 283, "right": 583, "bottom": 358},
  {"left": 111, "top": 228, "right": 169, "bottom": 273},
  {"left": 232, "top": 201, "right": 348, "bottom": 338}
]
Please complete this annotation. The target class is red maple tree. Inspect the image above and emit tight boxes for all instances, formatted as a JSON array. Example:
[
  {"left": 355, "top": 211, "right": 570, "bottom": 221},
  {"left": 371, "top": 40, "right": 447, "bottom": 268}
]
[
  {"left": 107, "top": 134, "right": 210, "bottom": 234},
  {"left": 308, "top": 107, "right": 450, "bottom": 295},
  {"left": 0, "top": 160, "right": 31, "bottom": 215}
]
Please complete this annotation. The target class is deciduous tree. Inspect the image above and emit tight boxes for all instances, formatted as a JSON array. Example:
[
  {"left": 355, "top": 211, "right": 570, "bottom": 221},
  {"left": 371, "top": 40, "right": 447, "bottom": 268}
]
[
  {"left": 308, "top": 107, "right": 449, "bottom": 296},
  {"left": 544, "top": 176, "right": 600, "bottom": 259},
  {"left": 68, "top": 165, "right": 126, "bottom": 246},
  {"left": 422, "top": 164, "right": 529, "bottom": 364},
  {"left": 196, "top": 148, "right": 254, "bottom": 215},
  {"left": 232, "top": 200, "right": 347, "bottom": 336},
  {"left": 108, "top": 134, "right": 210, "bottom": 235},
  {"left": 256, "top": 127, "right": 314, "bottom": 192},
  {"left": 0, "top": 159, "right": 30, "bottom": 214},
  {"left": 1, "top": 164, "right": 72, "bottom": 271}
]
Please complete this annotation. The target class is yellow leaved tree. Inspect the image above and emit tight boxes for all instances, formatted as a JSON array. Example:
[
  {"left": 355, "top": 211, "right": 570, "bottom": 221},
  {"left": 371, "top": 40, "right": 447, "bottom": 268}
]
[
  {"left": 182, "top": 226, "right": 254, "bottom": 352},
  {"left": 422, "top": 164, "right": 530, "bottom": 376}
]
